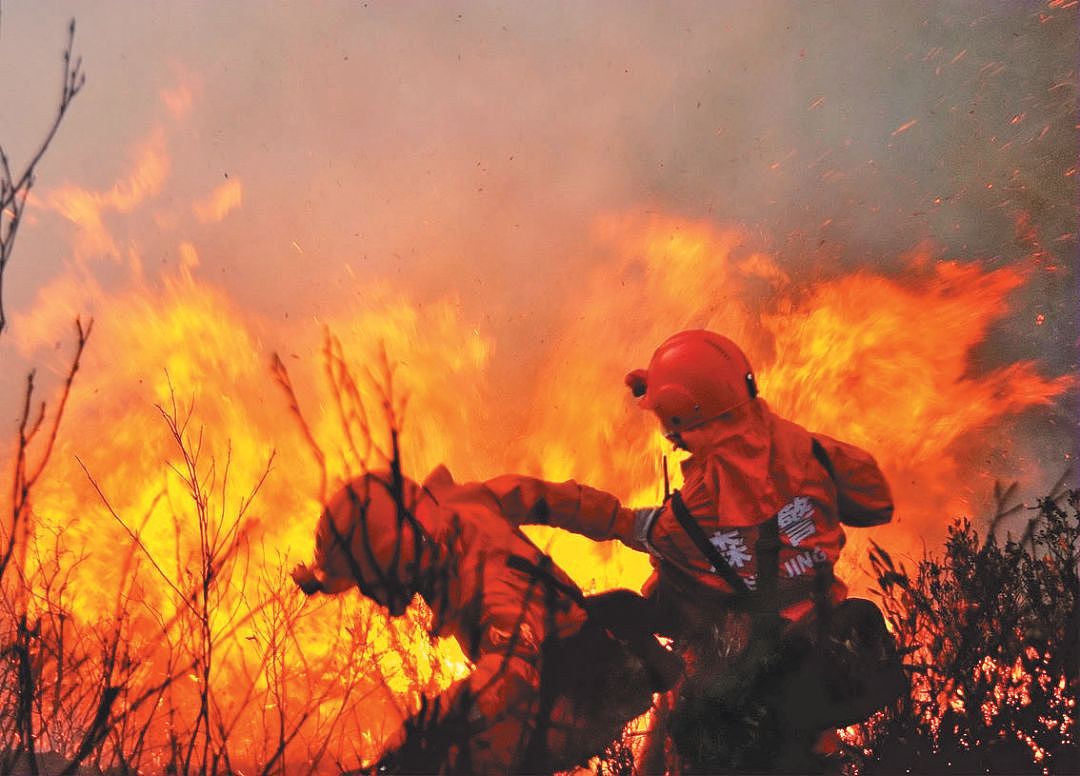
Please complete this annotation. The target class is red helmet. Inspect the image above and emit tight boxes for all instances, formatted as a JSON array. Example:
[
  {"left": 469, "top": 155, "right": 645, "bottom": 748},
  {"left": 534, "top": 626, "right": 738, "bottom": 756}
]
[
  {"left": 625, "top": 330, "right": 758, "bottom": 437},
  {"left": 309, "top": 472, "right": 436, "bottom": 615}
]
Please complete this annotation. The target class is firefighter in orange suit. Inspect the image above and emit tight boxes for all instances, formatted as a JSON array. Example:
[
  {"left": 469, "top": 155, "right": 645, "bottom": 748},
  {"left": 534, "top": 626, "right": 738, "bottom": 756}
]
[
  {"left": 486, "top": 330, "right": 902, "bottom": 771},
  {"left": 291, "top": 466, "right": 668, "bottom": 775}
]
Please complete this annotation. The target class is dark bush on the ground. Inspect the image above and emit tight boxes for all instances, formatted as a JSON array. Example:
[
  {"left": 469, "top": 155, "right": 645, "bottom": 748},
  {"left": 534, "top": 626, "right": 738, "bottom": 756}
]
[{"left": 846, "top": 489, "right": 1079, "bottom": 774}]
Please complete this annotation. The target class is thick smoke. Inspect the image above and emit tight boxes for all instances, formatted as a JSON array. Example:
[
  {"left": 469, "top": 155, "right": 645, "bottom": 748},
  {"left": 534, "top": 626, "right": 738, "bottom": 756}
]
[{"left": 0, "top": 2, "right": 1075, "bottom": 501}]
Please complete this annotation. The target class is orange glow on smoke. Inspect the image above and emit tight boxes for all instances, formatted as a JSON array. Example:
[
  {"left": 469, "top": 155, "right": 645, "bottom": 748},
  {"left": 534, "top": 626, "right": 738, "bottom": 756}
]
[
  {"left": 193, "top": 178, "right": 244, "bottom": 224},
  {"left": 43, "top": 128, "right": 171, "bottom": 267},
  {"left": 2, "top": 145, "right": 1071, "bottom": 769}
]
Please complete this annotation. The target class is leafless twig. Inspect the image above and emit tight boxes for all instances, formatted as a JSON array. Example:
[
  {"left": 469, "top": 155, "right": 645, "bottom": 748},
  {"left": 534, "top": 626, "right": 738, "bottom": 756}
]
[
  {"left": 0, "top": 18, "right": 84, "bottom": 335},
  {"left": 2, "top": 317, "right": 92, "bottom": 586},
  {"left": 271, "top": 353, "right": 328, "bottom": 502}
]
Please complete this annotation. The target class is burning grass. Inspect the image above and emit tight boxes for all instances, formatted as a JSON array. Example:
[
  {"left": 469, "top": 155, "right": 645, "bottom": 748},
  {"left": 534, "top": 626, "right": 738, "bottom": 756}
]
[
  {"left": 0, "top": 360, "right": 467, "bottom": 774},
  {"left": 1, "top": 317, "right": 1075, "bottom": 773},
  {"left": 0, "top": 229, "right": 1074, "bottom": 772},
  {"left": 842, "top": 487, "right": 1079, "bottom": 774}
]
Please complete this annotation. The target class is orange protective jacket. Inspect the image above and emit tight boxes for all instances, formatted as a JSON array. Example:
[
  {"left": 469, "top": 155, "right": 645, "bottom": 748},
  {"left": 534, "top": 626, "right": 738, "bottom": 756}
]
[
  {"left": 409, "top": 465, "right": 596, "bottom": 773},
  {"left": 485, "top": 400, "right": 894, "bottom": 628}
]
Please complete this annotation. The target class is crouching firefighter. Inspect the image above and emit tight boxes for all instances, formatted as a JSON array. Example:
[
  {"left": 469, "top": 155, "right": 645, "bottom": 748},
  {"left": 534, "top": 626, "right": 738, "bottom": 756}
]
[
  {"left": 291, "top": 465, "right": 682, "bottom": 775},
  {"left": 491, "top": 330, "right": 908, "bottom": 772}
]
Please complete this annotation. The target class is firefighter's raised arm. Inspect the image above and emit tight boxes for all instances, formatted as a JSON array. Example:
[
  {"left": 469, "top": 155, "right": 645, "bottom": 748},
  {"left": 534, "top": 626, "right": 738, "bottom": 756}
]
[{"left": 482, "top": 475, "right": 643, "bottom": 550}]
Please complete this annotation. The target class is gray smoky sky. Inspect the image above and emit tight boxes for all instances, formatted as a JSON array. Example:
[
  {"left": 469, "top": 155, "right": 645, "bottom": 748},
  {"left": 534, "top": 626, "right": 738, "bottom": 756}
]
[{"left": 0, "top": 2, "right": 1076, "bottom": 496}]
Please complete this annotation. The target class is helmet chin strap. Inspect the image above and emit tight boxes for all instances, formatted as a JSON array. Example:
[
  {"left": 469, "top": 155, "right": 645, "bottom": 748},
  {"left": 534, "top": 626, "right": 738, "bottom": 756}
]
[{"left": 667, "top": 432, "right": 688, "bottom": 451}]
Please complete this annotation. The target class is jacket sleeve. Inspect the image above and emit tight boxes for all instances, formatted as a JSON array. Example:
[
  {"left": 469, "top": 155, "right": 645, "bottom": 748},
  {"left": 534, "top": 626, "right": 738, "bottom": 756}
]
[
  {"left": 482, "top": 475, "right": 643, "bottom": 549},
  {"left": 812, "top": 434, "right": 895, "bottom": 527}
]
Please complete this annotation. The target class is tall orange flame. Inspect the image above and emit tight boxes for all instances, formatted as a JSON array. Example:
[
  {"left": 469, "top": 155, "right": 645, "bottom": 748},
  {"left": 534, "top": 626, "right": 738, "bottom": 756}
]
[{"left": 2, "top": 154, "right": 1071, "bottom": 771}]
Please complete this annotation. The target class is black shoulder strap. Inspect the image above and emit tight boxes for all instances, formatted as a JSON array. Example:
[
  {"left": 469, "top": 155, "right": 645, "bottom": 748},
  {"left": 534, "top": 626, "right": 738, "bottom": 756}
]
[
  {"left": 811, "top": 437, "right": 836, "bottom": 480},
  {"left": 668, "top": 490, "right": 750, "bottom": 594},
  {"left": 505, "top": 553, "right": 585, "bottom": 606},
  {"left": 754, "top": 513, "right": 780, "bottom": 622}
]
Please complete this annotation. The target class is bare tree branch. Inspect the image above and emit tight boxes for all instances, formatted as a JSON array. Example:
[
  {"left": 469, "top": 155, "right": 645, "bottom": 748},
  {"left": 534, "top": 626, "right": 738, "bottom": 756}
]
[
  {"left": 271, "top": 353, "right": 328, "bottom": 502},
  {"left": 1, "top": 317, "right": 92, "bottom": 585},
  {"left": 0, "top": 18, "right": 84, "bottom": 335},
  {"left": 74, "top": 455, "right": 198, "bottom": 619}
]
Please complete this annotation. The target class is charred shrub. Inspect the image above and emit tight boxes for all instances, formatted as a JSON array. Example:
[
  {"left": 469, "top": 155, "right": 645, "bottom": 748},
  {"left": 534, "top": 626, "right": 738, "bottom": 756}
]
[{"left": 852, "top": 490, "right": 1079, "bottom": 774}]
